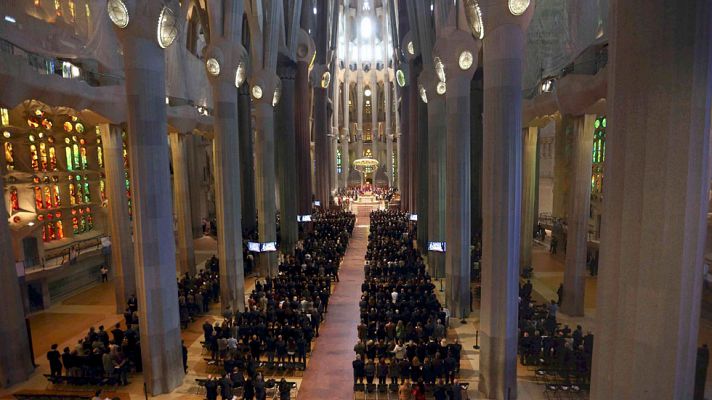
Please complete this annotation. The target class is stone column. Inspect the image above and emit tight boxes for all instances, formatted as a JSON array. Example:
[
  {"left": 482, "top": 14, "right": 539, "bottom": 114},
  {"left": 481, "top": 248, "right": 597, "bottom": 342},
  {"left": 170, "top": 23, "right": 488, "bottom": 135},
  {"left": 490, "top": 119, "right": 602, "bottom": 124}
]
[
  {"left": 117, "top": 28, "right": 183, "bottom": 394},
  {"left": 331, "top": 77, "right": 340, "bottom": 192},
  {"left": 187, "top": 135, "right": 207, "bottom": 238},
  {"left": 479, "top": 5, "right": 533, "bottom": 398},
  {"left": 238, "top": 85, "right": 257, "bottom": 233},
  {"left": 371, "top": 75, "right": 379, "bottom": 165},
  {"left": 411, "top": 61, "right": 428, "bottom": 250},
  {"left": 424, "top": 73, "right": 446, "bottom": 278},
  {"left": 560, "top": 115, "right": 594, "bottom": 317},
  {"left": 0, "top": 173, "right": 34, "bottom": 387},
  {"left": 552, "top": 115, "right": 570, "bottom": 220},
  {"left": 471, "top": 83, "right": 483, "bottom": 237},
  {"left": 296, "top": 58, "right": 313, "bottom": 215},
  {"left": 356, "top": 73, "right": 364, "bottom": 159},
  {"left": 276, "top": 61, "right": 299, "bottom": 254},
  {"left": 590, "top": 1, "right": 712, "bottom": 397},
  {"left": 520, "top": 127, "right": 538, "bottom": 271},
  {"left": 98, "top": 123, "right": 135, "bottom": 312},
  {"left": 313, "top": 65, "right": 331, "bottom": 206},
  {"left": 210, "top": 78, "right": 246, "bottom": 314},
  {"left": 341, "top": 77, "right": 351, "bottom": 189},
  {"left": 385, "top": 80, "right": 393, "bottom": 187},
  {"left": 440, "top": 34, "right": 479, "bottom": 319},
  {"left": 169, "top": 131, "right": 196, "bottom": 276},
  {"left": 252, "top": 73, "right": 279, "bottom": 277}
]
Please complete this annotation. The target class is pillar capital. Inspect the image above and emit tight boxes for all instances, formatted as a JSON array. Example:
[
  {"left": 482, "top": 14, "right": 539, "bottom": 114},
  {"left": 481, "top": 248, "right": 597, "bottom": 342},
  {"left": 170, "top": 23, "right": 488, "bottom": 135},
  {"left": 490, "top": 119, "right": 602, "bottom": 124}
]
[
  {"left": 479, "top": 0, "right": 535, "bottom": 33},
  {"left": 205, "top": 40, "right": 249, "bottom": 86},
  {"left": 250, "top": 70, "right": 281, "bottom": 107},
  {"left": 109, "top": 0, "right": 180, "bottom": 44}
]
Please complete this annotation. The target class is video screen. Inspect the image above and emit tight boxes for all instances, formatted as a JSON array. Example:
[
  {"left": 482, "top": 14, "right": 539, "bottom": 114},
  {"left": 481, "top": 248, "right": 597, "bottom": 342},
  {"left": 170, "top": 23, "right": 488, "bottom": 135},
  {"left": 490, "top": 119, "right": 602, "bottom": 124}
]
[
  {"left": 260, "top": 242, "right": 277, "bottom": 252},
  {"left": 428, "top": 241, "right": 446, "bottom": 252},
  {"left": 313, "top": 200, "right": 321, "bottom": 207},
  {"left": 247, "top": 242, "right": 260, "bottom": 252},
  {"left": 409, "top": 214, "right": 418, "bottom": 221}
]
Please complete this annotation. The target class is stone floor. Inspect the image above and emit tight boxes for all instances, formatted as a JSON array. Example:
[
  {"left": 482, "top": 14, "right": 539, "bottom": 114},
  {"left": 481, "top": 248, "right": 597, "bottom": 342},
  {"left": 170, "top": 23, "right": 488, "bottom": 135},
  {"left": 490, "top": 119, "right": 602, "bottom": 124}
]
[{"left": 5, "top": 227, "right": 712, "bottom": 399}]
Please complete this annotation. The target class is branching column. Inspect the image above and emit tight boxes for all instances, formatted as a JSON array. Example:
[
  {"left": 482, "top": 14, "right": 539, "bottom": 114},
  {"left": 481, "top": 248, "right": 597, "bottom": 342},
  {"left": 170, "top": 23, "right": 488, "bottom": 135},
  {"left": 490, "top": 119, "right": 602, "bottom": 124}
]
[
  {"left": 479, "top": 5, "right": 533, "bottom": 398},
  {"left": 276, "top": 61, "right": 299, "bottom": 254},
  {"left": 99, "top": 123, "right": 135, "bottom": 312},
  {"left": 591, "top": 1, "right": 712, "bottom": 397},
  {"left": 115, "top": 27, "right": 184, "bottom": 394},
  {"left": 238, "top": 85, "right": 257, "bottom": 233},
  {"left": 561, "top": 116, "right": 594, "bottom": 317},
  {"left": 519, "top": 127, "right": 538, "bottom": 271},
  {"left": 0, "top": 174, "right": 33, "bottom": 387},
  {"left": 170, "top": 131, "right": 196, "bottom": 276}
]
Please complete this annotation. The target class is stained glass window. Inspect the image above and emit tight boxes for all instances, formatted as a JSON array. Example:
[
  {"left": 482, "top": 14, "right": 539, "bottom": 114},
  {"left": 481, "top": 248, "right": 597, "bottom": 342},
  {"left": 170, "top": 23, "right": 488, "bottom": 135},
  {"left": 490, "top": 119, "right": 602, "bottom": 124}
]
[
  {"left": 336, "top": 149, "right": 342, "bottom": 174},
  {"left": 100, "top": 179, "right": 106, "bottom": 202},
  {"left": 3, "top": 142, "right": 13, "bottom": 171},
  {"left": 97, "top": 145, "right": 103, "bottom": 168},
  {"left": 0, "top": 108, "right": 8, "bottom": 126},
  {"left": 39, "top": 142, "right": 48, "bottom": 171},
  {"left": 80, "top": 145, "right": 88, "bottom": 169},
  {"left": 72, "top": 143, "right": 80, "bottom": 169},
  {"left": 591, "top": 116, "right": 606, "bottom": 195},
  {"left": 34, "top": 186, "right": 44, "bottom": 209},
  {"left": 43, "top": 186, "right": 52, "bottom": 208},
  {"left": 83, "top": 175, "right": 91, "bottom": 203},
  {"left": 9, "top": 187, "right": 19, "bottom": 212},
  {"left": 30, "top": 144, "right": 39, "bottom": 171}
]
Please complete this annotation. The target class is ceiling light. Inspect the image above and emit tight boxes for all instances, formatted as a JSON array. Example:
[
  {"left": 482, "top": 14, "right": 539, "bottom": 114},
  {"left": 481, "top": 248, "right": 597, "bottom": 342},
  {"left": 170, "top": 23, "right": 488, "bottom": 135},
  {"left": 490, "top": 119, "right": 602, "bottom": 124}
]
[
  {"left": 157, "top": 6, "right": 178, "bottom": 48},
  {"left": 396, "top": 70, "right": 406, "bottom": 87},
  {"left": 364, "top": 88, "right": 372, "bottom": 97},
  {"left": 252, "top": 85, "right": 263, "bottom": 99},
  {"left": 235, "top": 63, "right": 246, "bottom": 88},
  {"left": 436, "top": 81, "right": 446, "bottom": 95},
  {"left": 458, "top": 51, "right": 474, "bottom": 70},
  {"left": 321, "top": 71, "right": 331, "bottom": 88},
  {"left": 419, "top": 85, "right": 428, "bottom": 103},
  {"left": 206, "top": 58, "right": 220, "bottom": 76},
  {"left": 4, "top": 16, "right": 16, "bottom": 24},
  {"left": 464, "top": 0, "right": 484, "bottom": 39},
  {"left": 508, "top": 0, "right": 530, "bottom": 16},
  {"left": 434, "top": 57, "right": 446, "bottom": 83},
  {"left": 407, "top": 41, "right": 415, "bottom": 55},
  {"left": 313, "top": 6, "right": 317, "bottom": 15},
  {"left": 107, "top": 0, "right": 129, "bottom": 28}
]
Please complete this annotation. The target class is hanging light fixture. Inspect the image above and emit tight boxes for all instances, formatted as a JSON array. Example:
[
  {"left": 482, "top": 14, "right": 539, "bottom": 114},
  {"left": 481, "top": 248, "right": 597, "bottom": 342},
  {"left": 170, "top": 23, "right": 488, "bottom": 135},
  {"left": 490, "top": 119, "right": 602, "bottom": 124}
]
[
  {"left": 107, "top": 0, "right": 129, "bottom": 28},
  {"left": 157, "top": 5, "right": 179, "bottom": 48}
]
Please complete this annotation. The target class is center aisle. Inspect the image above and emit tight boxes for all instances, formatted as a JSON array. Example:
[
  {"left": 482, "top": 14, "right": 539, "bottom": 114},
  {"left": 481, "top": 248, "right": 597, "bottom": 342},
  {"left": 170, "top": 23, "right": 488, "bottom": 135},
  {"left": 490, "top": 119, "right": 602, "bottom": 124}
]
[{"left": 297, "top": 204, "right": 373, "bottom": 399}]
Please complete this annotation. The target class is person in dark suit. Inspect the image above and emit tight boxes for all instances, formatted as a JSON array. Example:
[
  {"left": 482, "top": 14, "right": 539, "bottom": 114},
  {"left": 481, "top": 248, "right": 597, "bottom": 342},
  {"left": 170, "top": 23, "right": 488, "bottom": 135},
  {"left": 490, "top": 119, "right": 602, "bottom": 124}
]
[
  {"left": 219, "top": 374, "right": 233, "bottom": 400},
  {"left": 182, "top": 341, "right": 189, "bottom": 374},
  {"left": 353, "top": 355, "right": 365, "bottom": 385},
  {"left": 47, "top": 344, "right": 62, "bottom": 377},
  {"left": 204, "top": 375, "right": 219, "bottom": 400}
]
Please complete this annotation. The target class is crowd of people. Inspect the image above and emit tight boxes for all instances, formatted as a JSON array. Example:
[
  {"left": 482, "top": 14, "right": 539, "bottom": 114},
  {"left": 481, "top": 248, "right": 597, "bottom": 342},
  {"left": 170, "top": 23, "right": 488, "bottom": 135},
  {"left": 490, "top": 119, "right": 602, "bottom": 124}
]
[
  {"left": 352, "top": 210, "right": 467, "bottom": 399},
  {"left": 200, "top": 210, "right": 355, "bottom": 399},
  {"left": 517, "top": 280, "right": 594, "bottom": 387}
]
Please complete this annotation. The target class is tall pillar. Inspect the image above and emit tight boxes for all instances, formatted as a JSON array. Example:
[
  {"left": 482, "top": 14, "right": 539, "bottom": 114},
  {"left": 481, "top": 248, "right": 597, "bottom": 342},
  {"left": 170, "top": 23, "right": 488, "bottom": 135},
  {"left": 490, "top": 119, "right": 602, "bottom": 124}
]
[
  {"left": 207, "top": 64, "right": 246, "bottom": 314},
  {"left": 385, "top": 80, "right": 394, "bottom": 187},
  {"left": 296, "top": 56, "right": 313, "bottom": 215},
  {"left": 276, "top": 61, "right": 299, "bottom": 254},
  {"left": 331, "top": 75, "right": 340, "bottom": 192},
  {"left": 423, "top": 73, "right": 446, "bottom": 278},
  {"left": 560, "top": 115, "right": 594, "bottom": 316},
  {"left": 552, "top": 115, "right": 570, "bottom": 220},
  {"left": 479, "top": 5, "right": 533, "bottom": 398},
  {"left": 115, "top": 16, "right": 184, "bottom": 392},
  {"left": 371, "top": 74, "right": 379, "bottom": 166},
  {"left": 520, "top": 127, "right": 538, "bottom": 271},
  {"left": 439, "top": 33, "right": 479, "bottom": 319},
  {"left": 187, "top": 135, "right": 207, "bottom": 238},
  {"left": 341, "top": 78, "right": 351, "bottom": 189},
  {"left": 238, "top": 85, "right": 257, "bottom": 233},
  {"left": 0, "top": 173, "right": 34, "bottom": 387},
  {"left": 169, "top": 132, "right": 196, "bottom": 276},
  {"left": 356, "top": 73, "right": 364, "bottom": 159},
  {"left": 591, "top": 0, "right": 712, "bottom": 397},
  {"left": 471, "top": 83, "right": 483, "bottom": 237},
  {"left": 412, "top": 61, "right": 428, "bottom": 250},
  {"left": 313, "top": 65, "right": 331, "bottom": 206},
  {"left": 99, "top": 124, "right": 135, "bottom": 312},
  {"left": 253, "top": 73, "right": 279, "bottom": 277}
]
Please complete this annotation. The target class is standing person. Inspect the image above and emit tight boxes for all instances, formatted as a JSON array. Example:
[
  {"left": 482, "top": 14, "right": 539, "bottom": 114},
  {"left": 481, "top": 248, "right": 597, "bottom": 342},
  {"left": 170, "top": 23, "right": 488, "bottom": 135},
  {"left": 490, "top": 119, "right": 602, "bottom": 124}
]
[
  {"left": 100, "top": 265, "right": 109, "bottom": 282},
  {"left": 243, "top": 376, "right": 255, "bottom": 400},
  {"left": 364, "top": 358, "right": 376, "bottom": 385},
  {"left": 182, "top": 340, "right": 189, "bottom": 374},
  {"left": 556, "top": 283, "right": 564, "bottom": 306},
  {"left": 278, "top": 378, "right": 291, "bottom": 400},
  {"left": 398, "top": 380, "right": 412, "bottom": 400},
  {"left": 204, "top": 375, "right": 219, "bottom": 400},
  {"left": 47, "top": 344, "right": 62, "bottom": 378},
  {"left": 353, "top": 355, "right": 365, "bottom": 385},
  {"left": 449, "top": 378, "right": 463, "bottom": 400},
  {"left": 219, "top": 374, "right": 233, "bottom": 400}
]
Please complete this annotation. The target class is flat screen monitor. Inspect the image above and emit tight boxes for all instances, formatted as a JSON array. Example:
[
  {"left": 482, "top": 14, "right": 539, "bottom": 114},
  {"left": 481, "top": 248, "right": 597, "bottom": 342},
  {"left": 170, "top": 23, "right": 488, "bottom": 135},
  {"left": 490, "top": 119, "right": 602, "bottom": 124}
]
[
  {"left": 247, "top": 242, "right": 260, "bottom": 252},
  {"left": 297, "top": 215, "right": 313, "bottom": 222},
  {"left": 313, "top": 200, "right": 321, "bottom": 207},
  {"left": 260, "top": 242, "right": 277, "bottom": 252},
  {"left": 409, "top": 214, "right": 418, "bottom": 221},
  {"left": 428, "top": 241, "right": 446, "bottom": 252}
]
